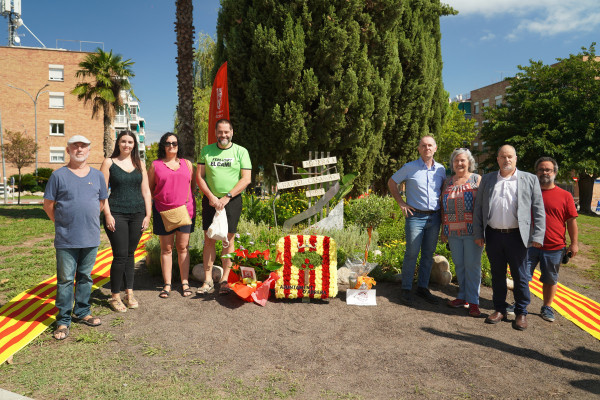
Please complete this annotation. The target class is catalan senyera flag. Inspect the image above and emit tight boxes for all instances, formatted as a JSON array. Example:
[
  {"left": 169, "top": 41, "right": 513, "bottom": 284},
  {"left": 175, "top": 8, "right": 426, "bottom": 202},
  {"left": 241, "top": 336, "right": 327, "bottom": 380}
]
[
  {"left": 529, "top": 269, "right": 600, "bottom": 340},
  {"left": 207, "top": 61, "right": 229, "bottom": 145},
  {"left": 0, "top": 232, "right": 151, "bottom": 364}
]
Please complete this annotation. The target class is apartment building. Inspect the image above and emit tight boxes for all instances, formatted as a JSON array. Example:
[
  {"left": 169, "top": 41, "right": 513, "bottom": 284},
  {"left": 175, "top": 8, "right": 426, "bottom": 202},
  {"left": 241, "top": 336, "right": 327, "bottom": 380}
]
[
  {"left": 0, "top": 46, "right": 146, "bottom": 179},
  {"left": 468, "top": 79, "right": 511, "bottom": 169}
]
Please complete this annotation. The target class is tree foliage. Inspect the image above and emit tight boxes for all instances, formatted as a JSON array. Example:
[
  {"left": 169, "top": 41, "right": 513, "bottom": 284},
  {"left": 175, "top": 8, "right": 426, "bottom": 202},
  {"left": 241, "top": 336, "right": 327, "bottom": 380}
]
[
  {"left": 480, "top": 43, "right": 600, "bottom": 213},
  {"left": 72, "top": 48, "right": 135, "bottom": 157},
  {"left": 192, "top": 33, "right": 216, "bottom": 155},
  {"left": 214, "top": 0, "right": 453, "bottom": 193},
  {"left": 437, "top": 100, "right": 477, "bottom": 167},
  {"left": 2, "top": 130, "right": 38, "bottom": 204},
  {"left": 175, "top": 0, "right": 196, "bottom": 160}
]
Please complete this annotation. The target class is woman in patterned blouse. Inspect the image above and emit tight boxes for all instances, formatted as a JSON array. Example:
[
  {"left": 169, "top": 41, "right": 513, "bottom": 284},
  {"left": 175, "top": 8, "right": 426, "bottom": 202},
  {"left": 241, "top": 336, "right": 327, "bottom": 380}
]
[{"left": 441, "top": 148, "right": 483, "bottom": 317}]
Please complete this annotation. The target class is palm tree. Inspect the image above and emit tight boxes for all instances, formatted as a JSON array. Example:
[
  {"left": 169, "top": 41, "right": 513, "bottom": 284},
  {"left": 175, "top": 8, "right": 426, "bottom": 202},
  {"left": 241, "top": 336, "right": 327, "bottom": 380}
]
[
  {"left": 175, "top": 0, "right": 196, "bottom": 160},
  {"left": 72, "top": 48, "right": 136, "bottom": 157}
]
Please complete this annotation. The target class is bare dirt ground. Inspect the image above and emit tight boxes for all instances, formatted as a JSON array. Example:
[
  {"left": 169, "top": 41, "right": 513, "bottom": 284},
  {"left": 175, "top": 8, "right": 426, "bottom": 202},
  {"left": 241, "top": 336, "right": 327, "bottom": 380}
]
[{"left": 85, "top": 255, "right": 600, "bottom": 400}]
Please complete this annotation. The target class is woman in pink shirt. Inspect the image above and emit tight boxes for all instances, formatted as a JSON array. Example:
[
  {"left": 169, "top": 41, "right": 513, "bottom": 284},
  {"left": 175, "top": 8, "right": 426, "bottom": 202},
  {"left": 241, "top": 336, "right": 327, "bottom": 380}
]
[{"left": 148, "top": 133, "right": 196, "bottom": 298}]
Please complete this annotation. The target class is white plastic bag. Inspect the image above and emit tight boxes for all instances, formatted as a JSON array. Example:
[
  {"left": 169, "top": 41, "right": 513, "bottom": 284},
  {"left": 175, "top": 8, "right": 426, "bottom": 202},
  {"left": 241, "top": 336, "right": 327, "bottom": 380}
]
[{"left": 207, "top": 209, "right": 229, "bottom": 247}]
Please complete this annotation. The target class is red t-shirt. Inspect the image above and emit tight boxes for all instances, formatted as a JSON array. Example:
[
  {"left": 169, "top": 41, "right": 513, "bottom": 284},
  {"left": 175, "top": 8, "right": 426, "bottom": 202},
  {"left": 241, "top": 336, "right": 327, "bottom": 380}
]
[{"left": 541, "top": 186, "right": 578, "bottom": 251}]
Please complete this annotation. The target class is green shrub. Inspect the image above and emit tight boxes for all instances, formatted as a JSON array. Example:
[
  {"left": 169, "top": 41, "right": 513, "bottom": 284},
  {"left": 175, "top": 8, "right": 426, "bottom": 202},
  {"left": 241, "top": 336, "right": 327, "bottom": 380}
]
[
  {"left": 274, "top": 189, "right": 308, "bottom": 226},
  {"left": 345, "top": 195, "right": 393, "bottom": 230},
  {"left": 241, "top": 194, "right": 273, "bottom": 225},
  {"left": 11, "top": 173, "right": 37, "bottom": 191},
  {"left": 36, "top": 168, "right": 53, "bottom": 179}
]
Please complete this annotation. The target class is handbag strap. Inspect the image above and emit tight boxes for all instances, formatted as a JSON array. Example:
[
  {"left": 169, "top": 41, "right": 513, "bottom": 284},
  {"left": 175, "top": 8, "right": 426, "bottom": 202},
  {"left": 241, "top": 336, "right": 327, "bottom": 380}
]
[{"left": 183, "top": 159, "right": 192, "bottom": 205}]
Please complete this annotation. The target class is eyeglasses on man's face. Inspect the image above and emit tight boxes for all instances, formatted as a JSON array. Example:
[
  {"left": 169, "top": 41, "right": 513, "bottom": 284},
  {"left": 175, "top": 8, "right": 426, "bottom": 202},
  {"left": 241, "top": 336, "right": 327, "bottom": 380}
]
[{"left": 537, "top": 168, "right": 554, "bottom": 174}]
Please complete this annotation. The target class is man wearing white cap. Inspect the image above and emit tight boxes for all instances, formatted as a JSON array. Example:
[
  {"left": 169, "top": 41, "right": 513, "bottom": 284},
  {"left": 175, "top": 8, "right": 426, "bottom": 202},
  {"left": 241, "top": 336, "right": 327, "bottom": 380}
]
[{"left": 43, "top": 135, "right": 108, "bottom": 340}]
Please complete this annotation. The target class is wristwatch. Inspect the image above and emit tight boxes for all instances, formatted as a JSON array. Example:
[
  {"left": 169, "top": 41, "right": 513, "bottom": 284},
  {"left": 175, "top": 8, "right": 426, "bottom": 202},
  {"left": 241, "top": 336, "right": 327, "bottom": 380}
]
[{"left": 226, "top": 192, "right": 233, "bottom": 198}]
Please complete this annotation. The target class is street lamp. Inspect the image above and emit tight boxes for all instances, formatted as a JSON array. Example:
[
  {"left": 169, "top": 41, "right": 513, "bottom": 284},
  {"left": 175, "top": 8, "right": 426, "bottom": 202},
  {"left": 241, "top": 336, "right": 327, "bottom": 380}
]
[{"left": 7, "top": 83, "right": 49, "bottom": 174}]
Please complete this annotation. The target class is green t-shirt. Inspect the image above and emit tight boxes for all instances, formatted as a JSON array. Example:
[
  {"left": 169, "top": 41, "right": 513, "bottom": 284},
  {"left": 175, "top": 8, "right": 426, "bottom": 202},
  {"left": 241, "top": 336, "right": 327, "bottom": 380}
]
[{"left": 199, "top": 143, "right": 252, "bottom": 197}]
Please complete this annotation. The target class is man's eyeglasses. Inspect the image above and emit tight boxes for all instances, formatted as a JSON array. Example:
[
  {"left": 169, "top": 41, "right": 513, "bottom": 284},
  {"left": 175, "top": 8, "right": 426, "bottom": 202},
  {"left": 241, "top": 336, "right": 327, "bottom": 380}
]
[
  {"left": 537, "top": 168, "right": 554, "bottom": 173},
  {"left": 165, "top": 142, "right": 178, "bottom": 147}
]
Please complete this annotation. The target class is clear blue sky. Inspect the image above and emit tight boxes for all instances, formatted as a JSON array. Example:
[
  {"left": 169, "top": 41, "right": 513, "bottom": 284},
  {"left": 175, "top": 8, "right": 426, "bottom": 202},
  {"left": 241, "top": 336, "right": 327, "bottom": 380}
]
[{"left": 2, "top": 0, "right": 598, "bottom": 144}]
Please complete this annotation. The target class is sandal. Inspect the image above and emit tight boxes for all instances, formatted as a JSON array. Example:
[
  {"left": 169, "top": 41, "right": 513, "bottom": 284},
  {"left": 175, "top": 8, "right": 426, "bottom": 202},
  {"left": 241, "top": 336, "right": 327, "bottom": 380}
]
[
  {"left": 53, "top": 325, "right": 69, "bottom": 340},
  {"left": 182, "top": 282, "right": 193, "bottom": 297},
  {"left": 108, "top": 298, "right": 127, "bottom": 313},
  {"left": 219, "top": 281, "right": 232, "bottom": 295},
  {"left": 123, "top": 294, "right": 139, "bottom": 309},
  {"left": 197, "top": 280, "right": 214, "bottom": 295},
  {"left": 159, "top": 283, "right": 171, "bottom": 298},
  {"left": 76, "top": 315, "right": 101, "bottom": 327}
]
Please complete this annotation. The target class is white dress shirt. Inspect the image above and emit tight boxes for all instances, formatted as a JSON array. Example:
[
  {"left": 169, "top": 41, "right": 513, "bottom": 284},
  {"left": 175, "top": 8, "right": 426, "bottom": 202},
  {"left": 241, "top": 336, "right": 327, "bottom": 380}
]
[{"left": 488, "top": 169, "right": 519, "bottom": 229}]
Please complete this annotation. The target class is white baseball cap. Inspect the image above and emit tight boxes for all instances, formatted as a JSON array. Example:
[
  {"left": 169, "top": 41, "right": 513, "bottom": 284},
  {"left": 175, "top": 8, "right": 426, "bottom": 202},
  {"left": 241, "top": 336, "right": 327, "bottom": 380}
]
[{"left": 67, "top": 135, "right": 91, "bottom": 145}]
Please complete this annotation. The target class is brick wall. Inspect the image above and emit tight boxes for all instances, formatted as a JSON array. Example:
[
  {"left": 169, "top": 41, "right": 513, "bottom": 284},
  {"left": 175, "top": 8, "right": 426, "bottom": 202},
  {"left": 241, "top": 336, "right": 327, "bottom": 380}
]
[
  {"left": 469, "top": 80, "right": 511, "bottom": 170},
  {"left": 0, "top": 46, "right": 105, "bottom": 179}
]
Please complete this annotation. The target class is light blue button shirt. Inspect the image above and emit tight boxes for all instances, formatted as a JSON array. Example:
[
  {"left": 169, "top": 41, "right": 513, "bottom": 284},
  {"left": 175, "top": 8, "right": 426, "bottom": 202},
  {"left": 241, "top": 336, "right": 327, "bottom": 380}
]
[{"left": 391, "top": 158, "right": 446, "bottom": 211}]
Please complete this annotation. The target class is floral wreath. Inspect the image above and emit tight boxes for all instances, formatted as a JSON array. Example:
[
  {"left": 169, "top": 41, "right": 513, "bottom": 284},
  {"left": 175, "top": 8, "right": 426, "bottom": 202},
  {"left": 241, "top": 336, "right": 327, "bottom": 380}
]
[{"left": 275, "top": 235, "right": 338, "bottom": 300}]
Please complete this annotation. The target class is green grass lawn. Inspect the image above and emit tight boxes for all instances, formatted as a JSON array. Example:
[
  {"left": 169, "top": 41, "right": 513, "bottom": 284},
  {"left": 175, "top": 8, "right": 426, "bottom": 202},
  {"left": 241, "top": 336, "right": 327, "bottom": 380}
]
[
  {"left": 1, "top": 205, "right": 599, "bottom": 400},
  {"left": 577, "top": 214, "right": 600, "bottom": 280},
  {"left": 0, "top": 206, "right": 56, "bottom": 302}
]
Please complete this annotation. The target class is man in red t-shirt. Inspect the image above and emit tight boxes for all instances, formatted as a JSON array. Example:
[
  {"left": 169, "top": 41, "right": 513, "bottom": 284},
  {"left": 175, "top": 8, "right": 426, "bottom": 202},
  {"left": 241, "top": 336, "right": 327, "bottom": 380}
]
[{"left": 527, "top": 157, "right": 579, "bottom": 322}]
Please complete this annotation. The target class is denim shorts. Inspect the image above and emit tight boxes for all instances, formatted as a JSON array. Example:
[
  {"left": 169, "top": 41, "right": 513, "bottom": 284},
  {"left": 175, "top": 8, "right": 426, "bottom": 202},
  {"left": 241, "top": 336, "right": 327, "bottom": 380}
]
[{"left": 527, "top": 247, "right": 562, "bottom": 285}]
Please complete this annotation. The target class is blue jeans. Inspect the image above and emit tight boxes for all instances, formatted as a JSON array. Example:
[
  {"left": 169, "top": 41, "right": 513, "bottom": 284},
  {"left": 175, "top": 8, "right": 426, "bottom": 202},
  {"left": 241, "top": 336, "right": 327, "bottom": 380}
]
[
  {"left": 448, "top": 235, "right": 483, "bottom": 304},
  {"left": 527, "top": 247, "right": 562, "bottom": 285},
  {"left": 401, "top": 211, "right": 441, "bottom": 290},
  {"left": 55, "top": 247, "right": 98, "bottom": 326}
]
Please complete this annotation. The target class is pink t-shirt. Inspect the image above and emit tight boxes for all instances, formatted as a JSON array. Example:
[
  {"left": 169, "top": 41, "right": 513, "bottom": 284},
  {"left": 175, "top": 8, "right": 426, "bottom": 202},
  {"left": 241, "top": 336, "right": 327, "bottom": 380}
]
[{"left": 152, "top": 159, "right": 195, "bottom": 218}]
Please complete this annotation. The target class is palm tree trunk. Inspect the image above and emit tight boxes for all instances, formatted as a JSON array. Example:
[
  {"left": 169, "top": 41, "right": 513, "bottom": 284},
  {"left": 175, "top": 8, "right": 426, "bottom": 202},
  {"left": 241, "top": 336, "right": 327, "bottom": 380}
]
[
  {"left": 103, "top": 112, "right": 113, "bottom": 157},
  {"left": 175, "top": 0, "right": 196, "bottom": 160}
]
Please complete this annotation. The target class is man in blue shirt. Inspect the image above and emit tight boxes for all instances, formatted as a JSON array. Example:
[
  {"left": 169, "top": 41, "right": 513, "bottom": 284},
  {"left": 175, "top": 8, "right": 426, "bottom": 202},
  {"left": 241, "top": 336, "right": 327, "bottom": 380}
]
[
  {"left": 44, "top": 135, "right": 108, "bottom": 340},
  {"left": 388, "top": 136, "right": 446, "bottom": 305}
]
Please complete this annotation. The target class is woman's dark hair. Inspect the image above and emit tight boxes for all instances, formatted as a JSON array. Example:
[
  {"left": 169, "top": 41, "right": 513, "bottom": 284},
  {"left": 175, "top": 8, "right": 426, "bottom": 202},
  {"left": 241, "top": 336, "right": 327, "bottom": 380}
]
[
  {"left": 110, "top": 130, "right": 142, "bottom": 171},
  {"left": 158, "top": 132, "right": 183, "bottom": 159}
]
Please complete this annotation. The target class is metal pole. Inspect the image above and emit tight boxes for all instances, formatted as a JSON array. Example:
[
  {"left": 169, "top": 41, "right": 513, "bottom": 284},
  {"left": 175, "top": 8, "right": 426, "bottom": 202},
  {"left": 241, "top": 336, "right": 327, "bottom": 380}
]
[
  {"left": 34, "top": 97, "right": 38, "bottom": 173},
  {"left": 0, "top": 108, "right": 7, "bottom": 204},
  {"left": 6, "top": 83, "right": 49, "bottom": 176}
]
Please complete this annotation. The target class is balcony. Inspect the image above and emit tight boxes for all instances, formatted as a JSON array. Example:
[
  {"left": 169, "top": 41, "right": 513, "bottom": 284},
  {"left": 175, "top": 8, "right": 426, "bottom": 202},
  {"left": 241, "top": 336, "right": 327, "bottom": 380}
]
[{"left": 114, "top": 115, "right": 128, "bottom": 128}]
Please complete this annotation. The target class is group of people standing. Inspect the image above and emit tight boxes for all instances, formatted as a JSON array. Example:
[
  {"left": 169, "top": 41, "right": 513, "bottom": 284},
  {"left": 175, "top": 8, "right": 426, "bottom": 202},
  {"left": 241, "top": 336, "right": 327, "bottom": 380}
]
[
  {"left": 389, "top": 136, "right": 578, "bottom": 330},
  {"left": 42, "top": 125, "right": 577, "bottom": 341},
  {"left": 44, "top": 119, "right": 251, "bottom": 340}
]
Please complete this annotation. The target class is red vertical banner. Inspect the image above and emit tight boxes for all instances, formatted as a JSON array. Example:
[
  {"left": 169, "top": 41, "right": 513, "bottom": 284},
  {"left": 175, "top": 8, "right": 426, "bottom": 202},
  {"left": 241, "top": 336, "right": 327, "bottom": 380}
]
[{"left": 207, "top": 62, "right": 229, "bottom": 145}]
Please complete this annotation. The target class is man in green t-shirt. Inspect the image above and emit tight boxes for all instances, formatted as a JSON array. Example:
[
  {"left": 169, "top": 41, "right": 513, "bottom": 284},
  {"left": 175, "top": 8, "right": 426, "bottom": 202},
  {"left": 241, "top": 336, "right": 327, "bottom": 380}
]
[{"left": 196, "top": 119, "right": 252, "bottom": 295}]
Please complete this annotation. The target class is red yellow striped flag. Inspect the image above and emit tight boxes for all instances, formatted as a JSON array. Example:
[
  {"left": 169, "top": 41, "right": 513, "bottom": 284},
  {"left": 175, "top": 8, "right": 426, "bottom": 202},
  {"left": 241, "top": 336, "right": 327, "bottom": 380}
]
[
  {"left": 529, "top": 269, "right": 600, "bottom": 340},
  {"left": 0, "top": 232, "right": 151, "bottom": 364}
]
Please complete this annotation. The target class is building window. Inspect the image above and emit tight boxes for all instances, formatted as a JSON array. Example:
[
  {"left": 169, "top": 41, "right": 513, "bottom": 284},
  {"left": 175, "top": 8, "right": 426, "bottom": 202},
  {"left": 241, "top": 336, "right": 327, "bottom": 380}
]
[
  {"left": 50, "top": 147, "right": 65, "bottom": 163},
  {"left": 49, "top": 64, "right": 64, "bottom": 81},
  {"left": 50, "top": 120, "right": 65, "bottom": 136},
  {"left": 495, "top": 95, "right": 502, "bottom": 107},
  {"left": 49, "top": 92, "right": 64, "bottom": 109},
  {"left": 482, "top": 99, "right": 489, "bottom": 109},
  {"left": 473, "top": 102, "right": 479, "bottom": 114}
]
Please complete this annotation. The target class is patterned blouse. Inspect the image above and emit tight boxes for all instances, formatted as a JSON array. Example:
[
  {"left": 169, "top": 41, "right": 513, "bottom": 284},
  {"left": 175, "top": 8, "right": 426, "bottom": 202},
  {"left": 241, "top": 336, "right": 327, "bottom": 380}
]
[{"left": 442, "top": 173, "right": 480, "bottom": 237}]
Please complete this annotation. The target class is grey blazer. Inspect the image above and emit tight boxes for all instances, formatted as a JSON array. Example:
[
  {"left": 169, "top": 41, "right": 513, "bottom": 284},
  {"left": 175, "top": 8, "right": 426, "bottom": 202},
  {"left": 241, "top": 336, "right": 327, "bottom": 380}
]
[{"left": 473, "top": 169, "right": 546, "bottom": 247}]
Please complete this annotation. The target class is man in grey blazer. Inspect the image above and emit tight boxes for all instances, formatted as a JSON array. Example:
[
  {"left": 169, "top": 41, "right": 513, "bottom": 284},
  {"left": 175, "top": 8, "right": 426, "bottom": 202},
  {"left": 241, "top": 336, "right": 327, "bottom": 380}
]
[{"left": 473, "top": 145, "right": 545, "bottom": 330}]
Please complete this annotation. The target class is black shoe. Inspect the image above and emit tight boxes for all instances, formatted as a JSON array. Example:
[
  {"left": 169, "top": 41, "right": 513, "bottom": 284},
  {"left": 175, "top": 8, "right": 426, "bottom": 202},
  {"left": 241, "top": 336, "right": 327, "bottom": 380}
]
[
  {"left": 400, "top": 289, "right": 413, "bottom": 306},
  {"left": 416, "top": 287, "right": 439, "bottom": 304}
]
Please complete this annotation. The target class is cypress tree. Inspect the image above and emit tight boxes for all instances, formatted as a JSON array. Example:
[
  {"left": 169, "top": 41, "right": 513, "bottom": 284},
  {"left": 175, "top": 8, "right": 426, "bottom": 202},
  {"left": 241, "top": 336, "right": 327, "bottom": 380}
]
[{"left": 214, "top": 0, "right": 452, "bottom": 192}]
